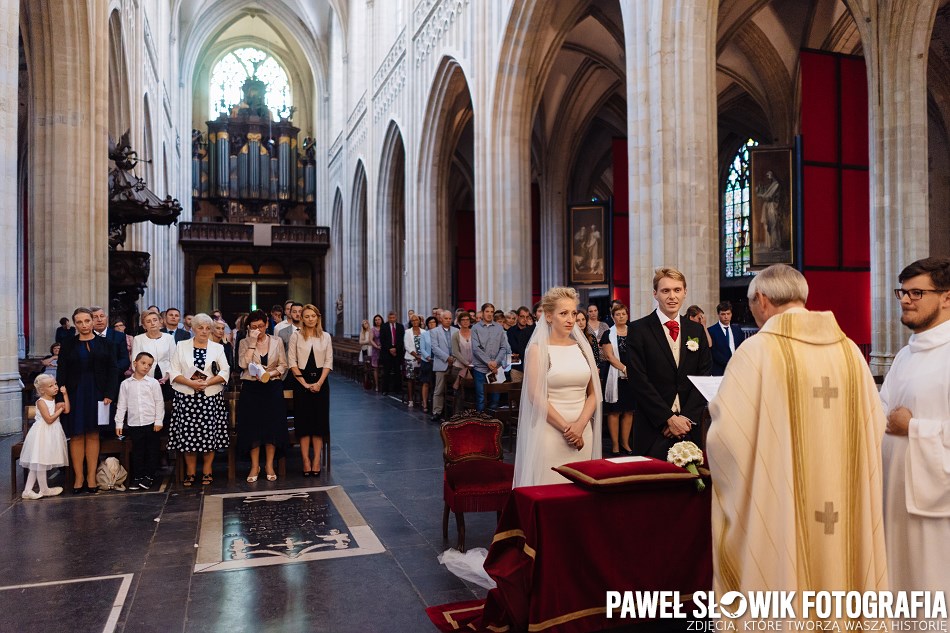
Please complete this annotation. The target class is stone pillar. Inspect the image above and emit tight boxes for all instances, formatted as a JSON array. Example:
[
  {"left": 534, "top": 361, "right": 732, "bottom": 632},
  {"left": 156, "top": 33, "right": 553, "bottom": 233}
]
[
  {"left": 24, "top": 0, "right": 110, "bottom": 356},
  {"left": 844, "top": 0, "right": 939, "bottom": 375},
  {"left": 0, "top": 0, "right": 21, "bottom": 434},
  {"left": 622, "top": 0, "right": 719, "bottom": 316}
]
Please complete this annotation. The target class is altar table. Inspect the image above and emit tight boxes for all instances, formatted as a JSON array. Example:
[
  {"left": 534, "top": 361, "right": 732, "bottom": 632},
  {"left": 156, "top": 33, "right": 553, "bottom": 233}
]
[{"left": 479, "top": 479, "right": 712, "bottom": 633}]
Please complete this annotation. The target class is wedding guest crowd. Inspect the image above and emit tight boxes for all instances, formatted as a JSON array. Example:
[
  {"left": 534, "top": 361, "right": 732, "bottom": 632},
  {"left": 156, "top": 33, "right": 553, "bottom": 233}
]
[{"left": 36, "top": 298, "right": 335, "bottom": 489}]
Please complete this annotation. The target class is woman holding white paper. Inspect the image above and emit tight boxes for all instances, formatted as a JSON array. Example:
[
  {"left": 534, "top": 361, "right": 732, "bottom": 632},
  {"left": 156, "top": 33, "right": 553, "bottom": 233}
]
[
  {"left": 236, "top": 309, "right": 288, "bottom": 482},
  {"left": 514, "top": 287, "right": 602, "bottom": 487},
  {"left": 168, "top": 313, "right": 230, "bottom": 486},
  {"left": 58, "top": 307, "right": 118, "bottom": 493}
]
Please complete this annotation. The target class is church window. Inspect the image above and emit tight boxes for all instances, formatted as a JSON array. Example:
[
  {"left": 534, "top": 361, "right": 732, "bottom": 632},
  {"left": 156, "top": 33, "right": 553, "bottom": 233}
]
[
  {"left": 723, "top": 138, "right": 758, "bottom": 278},
  {"left": 209, "top": 47, "right": 291, "bottom": 119}
]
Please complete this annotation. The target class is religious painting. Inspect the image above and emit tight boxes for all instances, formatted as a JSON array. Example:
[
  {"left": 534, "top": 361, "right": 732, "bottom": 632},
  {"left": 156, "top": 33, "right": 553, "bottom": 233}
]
[
  {"left": 749, "top": 147, "right": 795, "bottom": 267},
  {"left": 569, "top": 205, "right": 607, "bottom": 284}
]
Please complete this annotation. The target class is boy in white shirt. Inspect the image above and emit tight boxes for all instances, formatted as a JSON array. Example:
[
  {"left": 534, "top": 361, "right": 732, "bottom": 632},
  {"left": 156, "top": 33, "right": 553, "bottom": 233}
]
[{"left": 115, "top": 352, "right": 165, "bottom": 490}]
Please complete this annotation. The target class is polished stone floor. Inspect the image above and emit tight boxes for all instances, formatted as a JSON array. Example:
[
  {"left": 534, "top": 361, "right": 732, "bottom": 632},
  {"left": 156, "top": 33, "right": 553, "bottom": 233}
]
[
  {"left": 0, "top": 377, "right": 501, "bottom": 633},
  {"left": 1, "top": 378, "right": 686, "bottom": 633}
]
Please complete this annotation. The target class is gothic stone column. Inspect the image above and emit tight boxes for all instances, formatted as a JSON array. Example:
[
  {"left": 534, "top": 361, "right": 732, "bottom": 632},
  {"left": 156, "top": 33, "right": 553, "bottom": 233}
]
[
  {"left": 0, "top": 0, "right": 21, "bottom": 433},
  {"left": 622, "top": 0, "right": 719, "bottom": 316},
  {"left": 24, "top": 0, "right": 110, "bottom": 357},
  {"left": 845, "top": 0, "right": 940, "bottom": 375}
]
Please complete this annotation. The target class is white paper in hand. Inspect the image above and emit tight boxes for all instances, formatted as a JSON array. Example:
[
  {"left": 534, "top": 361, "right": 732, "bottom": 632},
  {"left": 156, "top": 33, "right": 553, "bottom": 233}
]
[
  {"left": 494, "top": 367, "right": 506, "bottom": 384},
  {"left": 247, "top": 362, "right": 266, "bottom": 380},
  {"left": 97, "top": 401, "right": 111, "bottom": 426},
  {"left": 688, "top": 375, "right": 724, "bottom": 402}
]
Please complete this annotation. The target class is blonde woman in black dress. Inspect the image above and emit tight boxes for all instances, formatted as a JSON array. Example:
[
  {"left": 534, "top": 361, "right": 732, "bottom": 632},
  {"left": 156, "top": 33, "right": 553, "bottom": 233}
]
[{"left": 288, "top": 304, "right": 333, "bottom": 476}]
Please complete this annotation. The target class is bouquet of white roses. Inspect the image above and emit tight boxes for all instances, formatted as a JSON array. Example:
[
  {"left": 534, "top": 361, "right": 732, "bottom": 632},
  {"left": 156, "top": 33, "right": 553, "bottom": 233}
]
[{"left": 667, "top": 441, "right": 706, "bottom": 491}]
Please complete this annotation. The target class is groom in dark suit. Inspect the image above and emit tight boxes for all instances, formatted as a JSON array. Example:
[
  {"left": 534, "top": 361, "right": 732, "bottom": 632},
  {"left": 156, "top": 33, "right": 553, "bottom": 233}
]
[
  {"left": 626, "top": 267, "right": 711, "bottom": 459},
  {"left": 708, "top": 300, "right": 745, "bottom": 375}
]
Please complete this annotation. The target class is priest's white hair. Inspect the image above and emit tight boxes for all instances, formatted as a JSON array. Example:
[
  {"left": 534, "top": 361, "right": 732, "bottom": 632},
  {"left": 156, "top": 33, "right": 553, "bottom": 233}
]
[{"left": 748, "top": 264, "right": 808, "bottom": 306}]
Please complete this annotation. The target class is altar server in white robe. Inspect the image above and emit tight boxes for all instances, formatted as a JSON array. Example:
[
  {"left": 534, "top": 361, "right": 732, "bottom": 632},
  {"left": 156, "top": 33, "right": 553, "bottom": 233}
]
[
  {"left": 881, "top": 256, "right": 950, "bottom": 601},
  {"left": 708, "top": 265, "right": 887, "bottom": 623}
]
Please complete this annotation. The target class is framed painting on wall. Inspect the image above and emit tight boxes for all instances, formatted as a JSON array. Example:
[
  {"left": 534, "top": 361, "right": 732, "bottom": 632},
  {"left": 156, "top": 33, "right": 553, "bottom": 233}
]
[
  {"left": 569, "top": 205, "right": 607, "bottom": 285},
  {"left": 750, "top": 147, "right": 795, "bottom": 267}
]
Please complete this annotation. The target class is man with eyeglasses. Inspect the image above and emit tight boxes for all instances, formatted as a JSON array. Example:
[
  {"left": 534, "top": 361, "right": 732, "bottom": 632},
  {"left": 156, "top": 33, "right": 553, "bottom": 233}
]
[
  {"left": 880, "top": 256, "right": 950, "bottom": 604},
  {"left": 707, "top": 264, "right": 887, "bottom": 607}
]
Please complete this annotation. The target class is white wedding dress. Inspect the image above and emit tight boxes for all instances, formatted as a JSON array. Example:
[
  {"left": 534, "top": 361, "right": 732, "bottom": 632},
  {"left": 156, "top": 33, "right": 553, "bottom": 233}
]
[{"left": 535, "top": 344, "right": 592, "bottom": 485}]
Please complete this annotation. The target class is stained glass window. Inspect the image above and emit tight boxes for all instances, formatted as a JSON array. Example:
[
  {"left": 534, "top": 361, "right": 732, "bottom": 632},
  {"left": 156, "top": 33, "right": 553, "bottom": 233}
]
[
  {"left": 723, "top": 138, "right": 758, "bottom": 278},
  {"left": 209, "top": 47, "right": 292, "bottom": 119}
]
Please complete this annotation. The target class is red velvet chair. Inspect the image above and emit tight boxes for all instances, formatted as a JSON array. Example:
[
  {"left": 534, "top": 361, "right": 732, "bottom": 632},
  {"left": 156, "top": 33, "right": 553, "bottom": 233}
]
[{"left": 441, "top": 411, "right": 514, "bottom": 552}]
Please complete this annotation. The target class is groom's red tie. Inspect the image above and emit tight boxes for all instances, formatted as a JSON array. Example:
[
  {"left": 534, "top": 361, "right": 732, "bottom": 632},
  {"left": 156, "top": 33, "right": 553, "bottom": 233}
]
[{"left": 664, "top": 320, "right": 679, "bottom": 341}]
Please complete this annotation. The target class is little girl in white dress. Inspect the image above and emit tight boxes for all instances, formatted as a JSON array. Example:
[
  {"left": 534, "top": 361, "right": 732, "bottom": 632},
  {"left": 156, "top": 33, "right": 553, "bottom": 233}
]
[{"left": 20, "top": 374, "right": 70, "bottom": 499}]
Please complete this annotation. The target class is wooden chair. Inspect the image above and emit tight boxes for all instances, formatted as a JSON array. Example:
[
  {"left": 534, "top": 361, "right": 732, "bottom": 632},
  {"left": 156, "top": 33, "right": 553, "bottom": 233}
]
[
  {"left": 486, "top": 382, "right": 521, "bottom": 452},
  {"left": 440, "top": 410, "right": 514, "bottom": 552},
  {"left": 445, "top": 375, "right": 474, "bottom": 416}
]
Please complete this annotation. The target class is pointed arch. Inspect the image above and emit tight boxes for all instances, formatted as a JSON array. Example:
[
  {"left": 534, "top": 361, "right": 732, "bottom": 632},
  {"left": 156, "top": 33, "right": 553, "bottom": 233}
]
[
  {"left": 417, "top": 56, "right": 474, "bottom": 308},
  {"left": 345, "top": 161, "right": 368, "bottom": 334},
  {"left": 142, "top": 96, "right": 155, "bottom": 188},
  {"left": 108, "top": 9, "right": 131, "bottom": 141},
  {"left": 329, "top": 187, "right": 345, "bottom": 334},
  {"left": 480, "top": 0, "right": 590, "bottom": 308},
  {"left": 376, "top": 122, "right": 406, "bottom": 317}
]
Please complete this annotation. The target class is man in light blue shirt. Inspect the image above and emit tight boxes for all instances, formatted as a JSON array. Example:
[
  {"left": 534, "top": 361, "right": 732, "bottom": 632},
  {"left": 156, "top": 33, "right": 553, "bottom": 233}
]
[
  {"left": 471, "top": 302, "right": 510, "bottom": 411},
  {"left": 429, "top": 310, "right": 456, "bottom": 421}
]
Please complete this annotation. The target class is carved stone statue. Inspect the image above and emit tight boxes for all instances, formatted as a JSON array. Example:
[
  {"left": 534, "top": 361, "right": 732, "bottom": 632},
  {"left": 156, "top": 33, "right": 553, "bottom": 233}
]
[{"left": 335, "top": 293, "right": 344, "bottom": 335}]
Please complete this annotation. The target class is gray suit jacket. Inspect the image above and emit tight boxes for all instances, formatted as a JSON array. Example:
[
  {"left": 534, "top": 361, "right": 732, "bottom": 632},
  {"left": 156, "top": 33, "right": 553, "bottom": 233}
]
[
  {"left": 430, "top": 326, "right": 453, "bottom": 372},
  {"left": 277, "top": 325, "right": 297, "bottom": 355}
]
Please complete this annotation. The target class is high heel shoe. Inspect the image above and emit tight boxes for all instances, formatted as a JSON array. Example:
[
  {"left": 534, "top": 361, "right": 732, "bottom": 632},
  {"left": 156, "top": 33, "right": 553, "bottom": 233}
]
[
  {"left": 246, "top": 467, "right": 260, "bottom": 483},
  {"left": 265, "top": 468, "right": 277, "bottom": 481}
]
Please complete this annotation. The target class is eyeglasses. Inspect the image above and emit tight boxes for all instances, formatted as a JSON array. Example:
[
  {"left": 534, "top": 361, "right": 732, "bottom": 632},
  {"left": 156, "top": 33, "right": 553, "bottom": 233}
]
[{"left": 893, "top": 288, "right": 948, "bottom": 301}]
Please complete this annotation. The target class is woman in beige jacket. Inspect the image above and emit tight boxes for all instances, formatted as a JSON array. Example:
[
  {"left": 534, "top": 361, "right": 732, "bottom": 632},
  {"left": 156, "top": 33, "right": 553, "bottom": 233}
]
[
  {"left": 288, "top": 304, "right": 333, "bottom": 476},
  {"left": 236, "top": 310, "right": 288, "bottom": 482}
]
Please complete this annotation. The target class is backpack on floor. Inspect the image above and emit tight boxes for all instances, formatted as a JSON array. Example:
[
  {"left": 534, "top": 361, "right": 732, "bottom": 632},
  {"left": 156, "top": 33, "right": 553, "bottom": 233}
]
[{"left": 96, "top": 457, "right": 128, "bottom": 491}]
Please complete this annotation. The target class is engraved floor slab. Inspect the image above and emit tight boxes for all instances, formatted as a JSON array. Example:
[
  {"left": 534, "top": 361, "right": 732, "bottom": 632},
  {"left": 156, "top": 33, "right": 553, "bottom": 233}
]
[{"left": 195, "top": 485, "right": 386, "bottom": 572}]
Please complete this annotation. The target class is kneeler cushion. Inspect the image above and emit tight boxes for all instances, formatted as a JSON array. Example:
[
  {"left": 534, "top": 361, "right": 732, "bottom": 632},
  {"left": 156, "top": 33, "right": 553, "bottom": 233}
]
[{"left": 553, "top": 456, "right": 703, "bottom": 491}]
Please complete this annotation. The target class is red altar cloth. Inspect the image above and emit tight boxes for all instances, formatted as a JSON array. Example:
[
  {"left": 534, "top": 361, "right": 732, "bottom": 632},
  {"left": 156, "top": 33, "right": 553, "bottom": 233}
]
[{"left": 479, "top": 481, "right": 712, "bottom": 633}]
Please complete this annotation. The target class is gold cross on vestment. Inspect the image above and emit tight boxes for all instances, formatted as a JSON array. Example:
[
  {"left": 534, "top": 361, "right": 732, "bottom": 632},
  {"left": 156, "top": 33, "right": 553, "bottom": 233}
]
[
  {"left": 813, "top": 376, "right": 838, "bottom": 409},
  {"left": 815, "top": 502, "right": 839, "bottom": 535}
]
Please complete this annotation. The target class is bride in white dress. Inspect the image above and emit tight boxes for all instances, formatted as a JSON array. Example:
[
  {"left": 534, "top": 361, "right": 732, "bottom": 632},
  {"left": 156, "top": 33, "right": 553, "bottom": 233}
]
[{"left": 514, "top": 287, "right": 602, "bottom": 487}]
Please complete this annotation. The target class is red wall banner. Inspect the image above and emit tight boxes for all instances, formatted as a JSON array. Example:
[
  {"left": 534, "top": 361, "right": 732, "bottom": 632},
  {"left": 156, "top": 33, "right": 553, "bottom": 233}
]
[{"left": 799, "top": 50, "right": 870, "bottom": 349}]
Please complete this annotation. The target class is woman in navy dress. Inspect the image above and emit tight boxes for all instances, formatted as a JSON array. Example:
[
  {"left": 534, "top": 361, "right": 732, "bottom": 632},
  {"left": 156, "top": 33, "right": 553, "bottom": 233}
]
[{"left": 57, "top": 307, "right": 118, "bottom": 493}]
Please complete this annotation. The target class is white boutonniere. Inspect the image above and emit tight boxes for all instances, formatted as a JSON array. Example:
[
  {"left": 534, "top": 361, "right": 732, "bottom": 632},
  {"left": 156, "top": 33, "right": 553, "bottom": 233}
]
[{"left": 685, "top": 336, "right": 699, "bottom": 352}]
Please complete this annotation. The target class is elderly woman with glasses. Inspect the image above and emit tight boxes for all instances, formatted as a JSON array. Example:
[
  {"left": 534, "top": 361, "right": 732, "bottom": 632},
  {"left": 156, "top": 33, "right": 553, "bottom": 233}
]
[
  {"left": 168, "top": 313, "right": 231, "bottom": 486},
  {"left": 236, "top": 309, "right": 288, "bottom": 483}
]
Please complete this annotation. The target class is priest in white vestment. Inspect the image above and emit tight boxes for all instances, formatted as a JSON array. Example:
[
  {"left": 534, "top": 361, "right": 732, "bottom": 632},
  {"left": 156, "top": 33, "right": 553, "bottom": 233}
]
[
  {"left": 708, "top": 265, "right": 888, "bottom": 617},
  {"left": 880, "top": 257, "right": 950, "bottom": 604}
]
